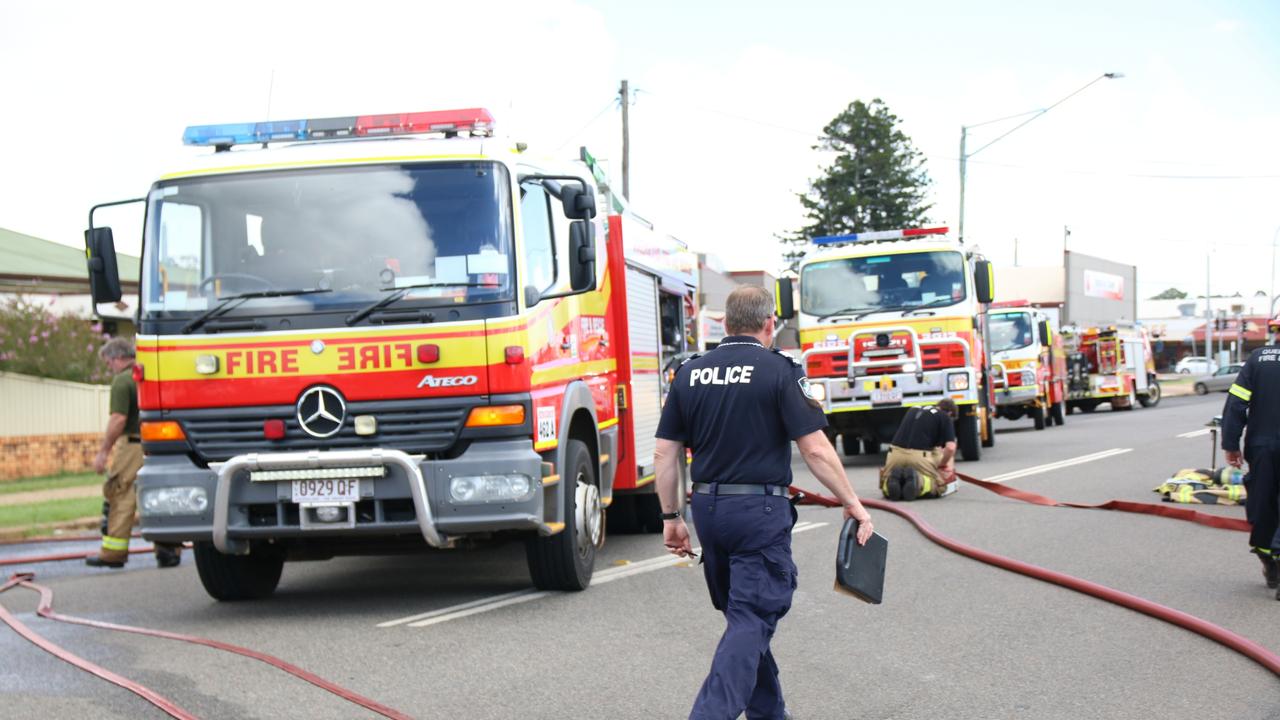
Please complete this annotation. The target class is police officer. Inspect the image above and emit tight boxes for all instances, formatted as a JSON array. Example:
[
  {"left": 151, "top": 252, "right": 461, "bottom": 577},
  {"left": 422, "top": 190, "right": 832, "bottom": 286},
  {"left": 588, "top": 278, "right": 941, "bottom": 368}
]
[
  {"left": 1222, "top": 341, "right": 1280, "bottom": 596},
  {"left": 86, "top": 338, "right": 182, "bottom": 569},
  {"left": 654, "top": 285, "right": 875, "bottom": 720},
  {"left": 881, "top": 399, "right": 959, "bottom": 501}
]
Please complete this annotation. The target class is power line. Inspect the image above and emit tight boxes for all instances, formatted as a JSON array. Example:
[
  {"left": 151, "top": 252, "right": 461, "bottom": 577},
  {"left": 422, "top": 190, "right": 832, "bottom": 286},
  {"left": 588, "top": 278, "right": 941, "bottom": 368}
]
[{"left": 553, "top": 99, "right": 620, "bottom": 151}]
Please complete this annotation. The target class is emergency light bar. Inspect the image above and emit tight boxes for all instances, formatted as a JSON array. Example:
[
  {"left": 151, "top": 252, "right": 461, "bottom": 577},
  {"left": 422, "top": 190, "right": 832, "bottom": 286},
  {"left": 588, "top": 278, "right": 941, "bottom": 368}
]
[
  {"left": 182, "top": 108, "right": 496, "bottom": 148},
  {"left": 812, "top": 226, "right": 950, "bottom": 246}
]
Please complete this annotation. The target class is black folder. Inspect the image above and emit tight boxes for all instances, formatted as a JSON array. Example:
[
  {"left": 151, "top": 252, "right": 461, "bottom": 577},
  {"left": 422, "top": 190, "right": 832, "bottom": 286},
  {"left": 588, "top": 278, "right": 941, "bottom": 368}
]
[{"left": 834, "top": 517, "right": 887, "bottom": 604}]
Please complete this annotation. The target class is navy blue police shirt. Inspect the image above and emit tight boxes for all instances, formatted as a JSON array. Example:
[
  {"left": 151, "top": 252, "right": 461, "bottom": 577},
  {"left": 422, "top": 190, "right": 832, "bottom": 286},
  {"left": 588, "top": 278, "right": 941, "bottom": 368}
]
[{"left": 655, "top": 336, "right": 828, "bottom": 485}]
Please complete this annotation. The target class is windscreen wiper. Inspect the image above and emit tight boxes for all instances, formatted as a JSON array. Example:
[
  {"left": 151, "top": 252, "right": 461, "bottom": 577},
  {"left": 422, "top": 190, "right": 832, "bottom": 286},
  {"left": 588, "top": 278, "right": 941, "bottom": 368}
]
[
  {"left": 901, "top": 299, "right": 957, "bottom": 317},
  {"left": 345, "top": 282, "right": 496, "bottom": 326},
  {"left": 817, "top": 307, "right": 872, "bottom": 322},
  {"left": 182, "top": 288, "right": 331, "bottom": 334}
]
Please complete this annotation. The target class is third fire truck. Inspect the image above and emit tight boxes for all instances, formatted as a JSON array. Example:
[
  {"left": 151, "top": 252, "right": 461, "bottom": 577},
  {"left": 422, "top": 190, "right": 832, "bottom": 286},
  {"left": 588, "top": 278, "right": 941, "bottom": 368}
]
[
  {"left": 989, "top": 301, "right": 1068, "bottom": 430},
  {"left": 777, "top": 226, "right": 997, "bottom": 461}
]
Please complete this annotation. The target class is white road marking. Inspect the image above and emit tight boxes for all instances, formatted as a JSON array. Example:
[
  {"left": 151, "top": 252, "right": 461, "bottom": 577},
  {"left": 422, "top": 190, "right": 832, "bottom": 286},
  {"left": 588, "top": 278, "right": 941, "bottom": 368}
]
[
  {"left": 983, "top": 448, "right": 1133, "bottom": 483},
  {"left": 381, "top": 521, "right": 833, "bottom": 628},
  {"left": 1177, "top": 428, "right": 1213, "bottom": 439}
]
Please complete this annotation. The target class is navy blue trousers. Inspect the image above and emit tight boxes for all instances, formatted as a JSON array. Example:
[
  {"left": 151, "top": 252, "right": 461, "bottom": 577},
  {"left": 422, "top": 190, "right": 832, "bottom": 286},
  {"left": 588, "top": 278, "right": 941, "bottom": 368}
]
[
  {"left": 1245, "top": 444, "right": 1280, "bottom": 553},
  {"left": 688, "top": 488, "right": 798, "bottom": 720}
]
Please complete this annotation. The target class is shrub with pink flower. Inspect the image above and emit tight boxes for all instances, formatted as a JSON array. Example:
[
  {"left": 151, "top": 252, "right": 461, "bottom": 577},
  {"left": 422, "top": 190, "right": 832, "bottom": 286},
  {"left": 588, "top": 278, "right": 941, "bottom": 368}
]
[{"left": 0, "top": 296, "right": 114, "bottom": 383}]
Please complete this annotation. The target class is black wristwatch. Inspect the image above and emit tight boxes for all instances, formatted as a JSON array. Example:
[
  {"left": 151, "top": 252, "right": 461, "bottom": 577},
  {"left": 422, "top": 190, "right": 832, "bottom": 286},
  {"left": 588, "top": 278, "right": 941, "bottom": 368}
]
[{"left": 660, "top": 511, "right": 681, "bottom": 521}]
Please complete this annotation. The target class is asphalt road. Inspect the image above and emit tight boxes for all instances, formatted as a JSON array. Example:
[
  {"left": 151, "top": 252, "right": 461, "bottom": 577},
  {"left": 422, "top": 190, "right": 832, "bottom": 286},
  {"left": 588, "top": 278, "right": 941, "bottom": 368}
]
[{"left": 2, "top": 392, "right": 1279, "bottom": 719}]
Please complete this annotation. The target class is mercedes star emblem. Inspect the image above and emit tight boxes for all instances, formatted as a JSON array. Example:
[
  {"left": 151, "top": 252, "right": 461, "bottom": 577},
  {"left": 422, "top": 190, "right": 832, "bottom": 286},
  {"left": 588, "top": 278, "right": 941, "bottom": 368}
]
[{"left": 296, "top": 386, "right": 346, "bottom": 438}]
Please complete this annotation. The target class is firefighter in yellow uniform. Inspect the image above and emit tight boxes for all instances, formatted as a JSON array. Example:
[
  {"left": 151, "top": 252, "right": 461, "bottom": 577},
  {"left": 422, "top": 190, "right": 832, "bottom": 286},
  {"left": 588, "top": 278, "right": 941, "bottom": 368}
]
[
  {"left": 86, "top": 338, "right": 181, "bottom": 569},
  {"left": 880, "top": 399, "right": 959, "bottom": 500}
]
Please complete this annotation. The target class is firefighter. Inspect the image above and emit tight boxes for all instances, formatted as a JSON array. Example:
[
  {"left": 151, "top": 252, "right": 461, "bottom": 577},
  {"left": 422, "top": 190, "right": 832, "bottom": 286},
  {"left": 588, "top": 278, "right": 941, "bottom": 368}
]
[
  {"left": 86, "top": 338, "right": 182, "bottom": 569},
  {"left": 880, "top": 399, "right": 959, "bottom": 501},
  {"left": 1221, "top": 342, "right": 1280, "bottom": 596},
  {"left": 654, "top": 285, "right": 874, "bottom": 720}
]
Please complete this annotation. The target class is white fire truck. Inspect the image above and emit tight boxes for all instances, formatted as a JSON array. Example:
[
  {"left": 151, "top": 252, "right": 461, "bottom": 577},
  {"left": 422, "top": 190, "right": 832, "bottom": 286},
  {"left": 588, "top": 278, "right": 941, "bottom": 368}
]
[
  {"left": 84, "top": 108, "right": 697, "bottom": 599},
  {"left": 776, "top": 227, "right": 997, "bottom": 461},
  {"left": 989, "top": 301, "right": 1068, "bottom": 430}
]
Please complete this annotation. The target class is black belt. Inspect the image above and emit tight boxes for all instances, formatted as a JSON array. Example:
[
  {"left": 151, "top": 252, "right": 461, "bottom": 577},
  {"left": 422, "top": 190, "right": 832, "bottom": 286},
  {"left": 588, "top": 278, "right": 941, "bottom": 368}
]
[
  {"left": 692, "top": 482, "right": 788, "bottom": 497},
  {"left": 126, "top": 436, "right": 141, "bottom": 442}
]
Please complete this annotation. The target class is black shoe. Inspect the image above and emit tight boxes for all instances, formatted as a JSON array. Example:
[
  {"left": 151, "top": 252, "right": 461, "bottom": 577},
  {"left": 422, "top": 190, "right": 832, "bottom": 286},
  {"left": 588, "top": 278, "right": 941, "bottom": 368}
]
[
  {"left": 885, "top": 471, "right": 903, "bottom": 501},
  {"left": 155, "top": 547, "right": 182, "bottom": 568},
  {"left": 85, "top": 555, "right": 126, "bottom": 568},
  {"left": 1257, "top": 553, "right": 1278, "bottom": 589},
  {"left": 899, "top": 470, "right": 918, "bottom": 502}
]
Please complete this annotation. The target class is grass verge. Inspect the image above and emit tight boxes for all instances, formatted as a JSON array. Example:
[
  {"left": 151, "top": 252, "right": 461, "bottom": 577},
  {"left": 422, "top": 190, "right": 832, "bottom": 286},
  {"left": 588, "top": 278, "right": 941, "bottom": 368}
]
[
  {"left": 0, "top": 496, "right": 103, "bottom": 529},
  {"left": 0, "top": 471, "right": 100, "bottom": 496}
]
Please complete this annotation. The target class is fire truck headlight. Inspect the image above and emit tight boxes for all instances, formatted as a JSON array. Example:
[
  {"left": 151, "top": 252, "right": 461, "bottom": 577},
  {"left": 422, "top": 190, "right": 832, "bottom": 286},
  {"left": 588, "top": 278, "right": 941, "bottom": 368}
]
[
  {"left": 140, "top": 487, "right": 209, "bottom": 516},
  {"left": 947, "top": 373, "right": 970, "bottom": 391},
  {"left": 1021, "top": 369, "right": 1037, "bottom": 387},
  {"left": 450, "top": 474, "right": 535, "bottom": 504}
]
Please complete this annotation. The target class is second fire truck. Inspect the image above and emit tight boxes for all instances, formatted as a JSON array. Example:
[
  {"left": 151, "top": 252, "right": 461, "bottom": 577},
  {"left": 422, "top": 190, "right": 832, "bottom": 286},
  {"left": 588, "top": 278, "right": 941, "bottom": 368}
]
[
  {"left": 989, "top": 301, "right": 1068, "bottom": 430},
  {"left": 777, "top": 226, "right": 997, "bottom": 461}
]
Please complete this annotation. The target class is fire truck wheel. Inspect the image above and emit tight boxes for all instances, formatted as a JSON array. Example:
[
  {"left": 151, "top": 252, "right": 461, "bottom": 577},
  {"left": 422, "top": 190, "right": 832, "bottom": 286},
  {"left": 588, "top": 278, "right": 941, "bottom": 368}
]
[
  {"left": 1032, "top": 405, "right": 1046, "bottom": 430},
  {"left": 1050, "top": 400, "right": 1066, "bottom": 426},
  {"left": 526, "top": 439, "right": 596, "bottom": 591},
  {"left": 1078, "top": 401, "right": 1098, "bottom": 413},
  {"left": 1139, "top": 380, "right": 1161, "bottom": 407},
  {"left": 841, "top": 434, "right": 862, "bottom": 456},
  {"left": 957, "top": 413, "right": 981, "bottom": 461},
  {"left": 193, "top": 541, "right": 284, "bottom": 601},
  {"left": 862, "top": 438, "right": 882, "bottom": 455}
]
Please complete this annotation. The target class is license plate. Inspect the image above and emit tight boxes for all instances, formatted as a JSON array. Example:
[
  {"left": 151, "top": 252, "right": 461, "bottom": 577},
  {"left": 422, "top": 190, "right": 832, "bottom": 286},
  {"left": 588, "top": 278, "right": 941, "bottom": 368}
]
[
  {"left": 870, "top": 389, "right": 903, "bottom": 405},
  {"left": 291, "top": 478, "right": 360, "bottom": 504}
]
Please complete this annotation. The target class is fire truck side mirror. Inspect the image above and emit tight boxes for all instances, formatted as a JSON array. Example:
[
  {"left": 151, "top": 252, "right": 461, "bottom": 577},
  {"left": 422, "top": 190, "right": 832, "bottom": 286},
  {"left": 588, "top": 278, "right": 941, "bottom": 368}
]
[
  {"left": 1038, "top": 319, "right": 1052, "bottom": 347},
  {"left": 560, "top": 184, "right": 597, "bottom": 220},
  {"left": 85, "top": 226, "right": 123, "bottom": 304},
  {"left": 568, "top": 221, "right": 597, "bottom": 293},
  {"left": 974, "top": 260, "right": 995, "bottom": 304},
  {"left": 775, "top": 278, "right": 795, "bottom": 320}
]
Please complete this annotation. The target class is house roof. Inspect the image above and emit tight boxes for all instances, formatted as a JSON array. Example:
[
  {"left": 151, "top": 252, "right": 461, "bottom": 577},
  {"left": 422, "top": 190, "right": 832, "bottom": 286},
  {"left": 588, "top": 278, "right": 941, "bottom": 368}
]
[{"left": 0, "top": 226, "right": 140, "bottom": 294}]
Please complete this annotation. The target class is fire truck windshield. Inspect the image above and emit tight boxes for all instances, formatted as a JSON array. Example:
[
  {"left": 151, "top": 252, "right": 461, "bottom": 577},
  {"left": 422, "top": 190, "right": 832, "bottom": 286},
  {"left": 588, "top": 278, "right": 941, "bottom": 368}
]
[
  {"left": 141, "top": 161, "right": 514, "bottom": 322},
  {"left": 800, "top": 250, "right": 966, "bottom": 318},
  {"left": 990, "top": 312, "right": 1034, "bottom": 353}
]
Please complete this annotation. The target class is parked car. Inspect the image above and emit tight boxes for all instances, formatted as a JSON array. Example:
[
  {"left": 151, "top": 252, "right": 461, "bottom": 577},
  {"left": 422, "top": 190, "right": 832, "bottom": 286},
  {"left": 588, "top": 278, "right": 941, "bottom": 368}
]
[
  {"left": 1194, "top": 364, "right": 1244, "bottom": 395},
  {"left": 1176, "top": 356, "right": 1218, "bottom": 375}
]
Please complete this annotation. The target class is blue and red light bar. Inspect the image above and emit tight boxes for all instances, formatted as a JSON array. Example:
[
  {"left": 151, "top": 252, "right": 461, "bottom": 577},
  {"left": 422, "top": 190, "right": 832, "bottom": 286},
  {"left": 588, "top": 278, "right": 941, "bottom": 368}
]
[
  {"left": 812, "top": 226, "right": 950, "bottom": 245},
  {"left": 182, "top": 108, "right": 495, "bottom": 147}
]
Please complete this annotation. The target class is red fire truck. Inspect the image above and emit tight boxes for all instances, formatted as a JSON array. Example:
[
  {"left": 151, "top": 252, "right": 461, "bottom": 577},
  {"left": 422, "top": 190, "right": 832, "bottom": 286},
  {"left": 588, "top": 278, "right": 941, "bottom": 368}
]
[
  {"left": 84, "top": 109, "right": 697, "bottom": 599},
  {"left": 1061, "top": 324, "right": 1161, "bottom": 412}
]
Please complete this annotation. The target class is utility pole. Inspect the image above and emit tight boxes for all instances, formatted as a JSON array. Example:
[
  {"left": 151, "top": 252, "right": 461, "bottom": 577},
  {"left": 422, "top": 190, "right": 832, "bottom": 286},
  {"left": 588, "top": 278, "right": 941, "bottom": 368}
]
[
  {"left": 958, "top": 126, "right": 967, "bottom": 242},
  {"left": 619, "top": 79, "right": 630, "bottom": 201},
  {"left": 1013, "top": 237, "right": 1019, "bottom": 266}
]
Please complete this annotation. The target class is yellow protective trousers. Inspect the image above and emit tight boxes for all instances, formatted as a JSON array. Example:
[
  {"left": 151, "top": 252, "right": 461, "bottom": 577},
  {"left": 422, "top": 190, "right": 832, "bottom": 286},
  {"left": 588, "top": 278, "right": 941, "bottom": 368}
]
[{"left": 100, "top": 439, "right": 143, "bottom": 562}]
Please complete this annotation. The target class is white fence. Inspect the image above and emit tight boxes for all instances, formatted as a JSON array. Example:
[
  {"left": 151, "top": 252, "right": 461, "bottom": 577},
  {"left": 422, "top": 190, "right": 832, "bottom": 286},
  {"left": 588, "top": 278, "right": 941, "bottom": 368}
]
[{"left": 0, "top": 372, "right": 111, "bottom": 437}]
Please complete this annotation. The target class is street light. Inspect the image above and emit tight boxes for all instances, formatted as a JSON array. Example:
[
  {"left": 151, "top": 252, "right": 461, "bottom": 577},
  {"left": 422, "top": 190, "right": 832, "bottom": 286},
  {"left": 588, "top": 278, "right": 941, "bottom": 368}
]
[{"left": 957, "top": 72, "right": 1123, "bottom": 244}]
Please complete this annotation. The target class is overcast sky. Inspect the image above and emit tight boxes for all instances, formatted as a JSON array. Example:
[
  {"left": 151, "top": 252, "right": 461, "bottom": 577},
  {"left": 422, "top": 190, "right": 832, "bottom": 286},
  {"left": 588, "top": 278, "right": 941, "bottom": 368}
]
[{"left": 2, "top": 1, "right": 1278, "bottom": 301}]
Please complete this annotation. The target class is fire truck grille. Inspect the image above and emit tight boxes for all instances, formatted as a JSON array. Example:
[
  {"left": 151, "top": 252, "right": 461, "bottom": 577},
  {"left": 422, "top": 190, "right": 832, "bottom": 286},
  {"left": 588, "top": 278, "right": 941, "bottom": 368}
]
[{"left": 174, "top": 398, "right": 475, "bottom": 463}]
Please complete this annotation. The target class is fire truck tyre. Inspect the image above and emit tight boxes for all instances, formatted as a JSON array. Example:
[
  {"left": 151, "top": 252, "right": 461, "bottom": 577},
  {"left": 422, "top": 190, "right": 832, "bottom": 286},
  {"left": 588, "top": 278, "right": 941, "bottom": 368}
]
[
  {"left": 1139, "top": 379, "right": 1161, "bottom": 407},
  {"left": 1050, "top": 400, "right": 1066, "bottom": 426},
  {"left": 1032, "top": 405, "right": 1046, "bottom": 430},
  {"left": 862, "top": 438, "right": 882, "bottom": 455},
  {"left": 1194, "top": 382, "right": 1208, "bottom": 396},
  {"left": 841, "top": 433, "right": 862, "bottom": 456},
  {"left": 526, "top": 439, "right": 597, "bottom": 592},
  {"left": 957, "top": 413, "right": 981, "bottom": 461},
  {"left": 1079, "top": 401, "right": 1098, "bottom": 413},
  {"left": 193, "top": 541, "right": 284, "bottom": 601}
]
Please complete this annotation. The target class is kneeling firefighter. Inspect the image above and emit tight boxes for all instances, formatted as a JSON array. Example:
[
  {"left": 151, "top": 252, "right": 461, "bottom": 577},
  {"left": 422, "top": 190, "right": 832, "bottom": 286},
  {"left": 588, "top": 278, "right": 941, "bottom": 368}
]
[{"left": 880, "top": 399, "right": 959, "bottom": 501}]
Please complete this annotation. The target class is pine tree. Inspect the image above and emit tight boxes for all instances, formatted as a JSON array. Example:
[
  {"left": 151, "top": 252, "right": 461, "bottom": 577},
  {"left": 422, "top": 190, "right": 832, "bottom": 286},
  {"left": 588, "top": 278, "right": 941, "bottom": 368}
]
[{"left": 783, "top": 99, "right": 932, "bottom": 265}]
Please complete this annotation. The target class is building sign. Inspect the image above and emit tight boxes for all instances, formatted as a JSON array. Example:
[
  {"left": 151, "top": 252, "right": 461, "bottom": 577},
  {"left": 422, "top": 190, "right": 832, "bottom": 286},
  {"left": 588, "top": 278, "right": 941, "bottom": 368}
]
[{"left": 1083, "top": 269, "right": 1125, "bottom": 301}]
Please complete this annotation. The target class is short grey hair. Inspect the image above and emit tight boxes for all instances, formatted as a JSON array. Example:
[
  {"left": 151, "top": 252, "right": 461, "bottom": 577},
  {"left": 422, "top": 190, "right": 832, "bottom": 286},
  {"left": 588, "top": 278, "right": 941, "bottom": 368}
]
[
  {"left": 724, "top": 285, "right": 774, "bottom": 335},
  {"left": 98, "top": 337, "right": 135, "bottom": 361}
]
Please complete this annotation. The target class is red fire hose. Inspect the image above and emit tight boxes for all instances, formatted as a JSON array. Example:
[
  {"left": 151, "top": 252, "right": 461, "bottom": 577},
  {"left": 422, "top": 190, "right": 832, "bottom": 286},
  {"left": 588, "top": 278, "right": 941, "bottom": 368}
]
[
  {"left": 0, "top": 572, "right": 413, "bottom": 720},
  {"left": 0, "top": 545, "right": 158, "bottom": 567},
  {"left": 789, "top": 484, "right": 1280, "bottom": 678}
]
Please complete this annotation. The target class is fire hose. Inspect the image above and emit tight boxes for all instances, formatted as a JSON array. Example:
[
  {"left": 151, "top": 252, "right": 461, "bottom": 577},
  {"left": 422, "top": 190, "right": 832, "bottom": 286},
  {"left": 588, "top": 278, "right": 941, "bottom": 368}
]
[
  {"left": 788, "top": 479, "right": 1280, "bottom": 678},
  {"left": 0, "top": 571, "right": 414, "bottom": 719}
]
